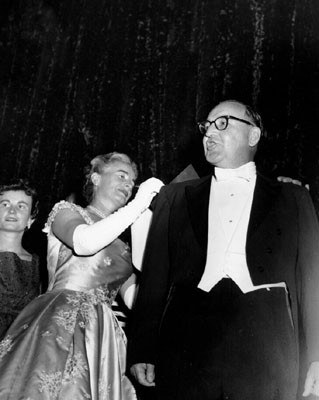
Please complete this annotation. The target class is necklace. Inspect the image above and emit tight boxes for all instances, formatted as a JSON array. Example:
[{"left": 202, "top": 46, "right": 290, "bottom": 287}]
[{"left": 87, "top": 205, "right": 108, "bottom": 219}]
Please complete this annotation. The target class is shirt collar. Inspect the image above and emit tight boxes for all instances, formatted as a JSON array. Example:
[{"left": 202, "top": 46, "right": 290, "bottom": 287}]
[{"left": 214, "top": 162, "right": 256, "bottom": 182}]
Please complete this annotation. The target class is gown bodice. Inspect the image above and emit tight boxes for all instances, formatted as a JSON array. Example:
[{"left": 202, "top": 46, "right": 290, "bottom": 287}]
[{"left": 44, "top": 201, "right": 133, "bottom": 295}]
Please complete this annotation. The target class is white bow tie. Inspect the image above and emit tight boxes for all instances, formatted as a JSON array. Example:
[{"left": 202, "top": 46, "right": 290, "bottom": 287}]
[{"left": 215, "top": 167, "right": 255, "bottom": 182}]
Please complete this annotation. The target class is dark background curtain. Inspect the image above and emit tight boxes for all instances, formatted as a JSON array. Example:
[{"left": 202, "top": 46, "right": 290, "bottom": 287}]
[{"left": 0, "top": 0, "right": 319, "bottom": 219}]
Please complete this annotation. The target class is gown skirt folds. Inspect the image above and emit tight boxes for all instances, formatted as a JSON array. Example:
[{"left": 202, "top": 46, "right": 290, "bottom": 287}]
[{"left": 0, "top": 201, "right": 137, "bottom": 400}]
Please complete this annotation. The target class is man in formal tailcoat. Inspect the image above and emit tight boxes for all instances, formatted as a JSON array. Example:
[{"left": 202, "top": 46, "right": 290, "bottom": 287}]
[{"left": 128, "top": 100, "right": 319, "bottom": 400}]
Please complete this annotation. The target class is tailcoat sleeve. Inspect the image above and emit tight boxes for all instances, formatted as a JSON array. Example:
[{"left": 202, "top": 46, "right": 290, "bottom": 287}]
[{"left": 296, "top": 186, "right": 319, "bottom": 363}]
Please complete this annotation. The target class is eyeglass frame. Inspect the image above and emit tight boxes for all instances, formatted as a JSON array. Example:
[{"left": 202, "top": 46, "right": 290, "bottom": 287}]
[{"left": 197, "top": 115, "right": 256, "bottom": 136}]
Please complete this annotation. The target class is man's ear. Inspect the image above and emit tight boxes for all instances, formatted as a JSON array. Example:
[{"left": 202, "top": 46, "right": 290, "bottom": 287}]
[
  {"left": 91, "top": 172, "right": 101, "bottom": 187},
  {"left": 248, "top": 127, "right": 261, "bottom": 147}
]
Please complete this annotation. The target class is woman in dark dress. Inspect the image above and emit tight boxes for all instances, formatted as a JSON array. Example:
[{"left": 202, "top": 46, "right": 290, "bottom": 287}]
[{"left": 0, "top": 179, "right": 40, "bottom": 339}]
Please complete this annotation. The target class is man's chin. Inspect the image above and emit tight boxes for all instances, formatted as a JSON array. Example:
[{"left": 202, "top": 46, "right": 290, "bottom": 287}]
[{"left": 205, "top": 154, "right": 220, "bottom": 166}]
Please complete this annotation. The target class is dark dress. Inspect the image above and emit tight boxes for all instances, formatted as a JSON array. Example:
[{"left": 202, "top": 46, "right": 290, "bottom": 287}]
[{"left": 0, "top": 251, "right": 40, "bottom": 339}]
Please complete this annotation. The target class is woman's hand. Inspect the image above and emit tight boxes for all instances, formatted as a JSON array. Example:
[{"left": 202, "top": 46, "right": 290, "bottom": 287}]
[{"left": 135, "top": 178, "right": 164, "bottom": 201}]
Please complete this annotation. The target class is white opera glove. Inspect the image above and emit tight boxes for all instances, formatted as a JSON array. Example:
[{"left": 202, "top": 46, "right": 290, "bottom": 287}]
[
  {"left": 133, "top": 177, "right": 164, "bottom": 208},
  {"left": 73, "top": 177, "right": 164, "bottom": 255},
  {"left": 131, "top": 208, "right": 153, "bottom": 271},
  {"left": 120, "top": 274, "right": 138, "bottom": 309}
]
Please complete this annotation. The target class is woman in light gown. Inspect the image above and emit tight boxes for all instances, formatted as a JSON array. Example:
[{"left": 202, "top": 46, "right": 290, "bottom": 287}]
[
  {"left": 0, "top": 179, "right": 40, "bottom": 339},
  {"left": 0, "top": 152, "right": 163, "bottom": 400}
]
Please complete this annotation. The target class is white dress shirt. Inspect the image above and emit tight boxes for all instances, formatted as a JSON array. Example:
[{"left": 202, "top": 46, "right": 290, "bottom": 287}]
[{"left": 198, "top": 162, "right": 286, "bottom": 293}]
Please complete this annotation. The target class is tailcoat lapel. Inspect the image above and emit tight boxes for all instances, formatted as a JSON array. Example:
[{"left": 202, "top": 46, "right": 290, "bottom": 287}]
[
  {"left": 247, "top": 173, "right": 281, "bottom": 239},
  {"left": 184, "top": 173, "right": 281, "bottom": 253},
  {"left": 185, "top": 175, "right": 212, "bottom": 251}
]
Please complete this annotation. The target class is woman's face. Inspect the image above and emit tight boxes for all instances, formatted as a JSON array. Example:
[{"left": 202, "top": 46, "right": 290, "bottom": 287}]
[
  {"left": 0, "top": 190, "right": 33, "bottom": 233},
  {"left": 93, "top": 161, "right": 136, "bottom": 212}
]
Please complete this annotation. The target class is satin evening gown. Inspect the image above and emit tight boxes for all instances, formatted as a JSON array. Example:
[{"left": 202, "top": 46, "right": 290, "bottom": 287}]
[{"left": 0, "top": 201, "right": 137, "bottom": 400}]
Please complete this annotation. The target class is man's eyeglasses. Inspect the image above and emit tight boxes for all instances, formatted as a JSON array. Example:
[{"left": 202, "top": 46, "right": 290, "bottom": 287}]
[{"left": 197, "top": 115, "right": 255, "bottom": 136}]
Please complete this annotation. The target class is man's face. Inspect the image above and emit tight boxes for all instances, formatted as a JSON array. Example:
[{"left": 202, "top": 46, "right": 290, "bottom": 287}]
[{"left": 202, "top": 101, "right": 258, "bottom": 169}]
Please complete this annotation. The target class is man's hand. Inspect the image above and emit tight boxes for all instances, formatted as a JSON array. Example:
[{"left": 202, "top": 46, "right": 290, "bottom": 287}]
[
  {"left": 303, "top": 361, "right": 319, "bottom": 397},
  {"left": 130, "top": 363, "right": 155, "bottom": 387},
  {"left": 277, "top": 176, "right": 309, "bottom": 190},
  {"left": 277, "top": 176, "right": 302, "bottom": 185}
]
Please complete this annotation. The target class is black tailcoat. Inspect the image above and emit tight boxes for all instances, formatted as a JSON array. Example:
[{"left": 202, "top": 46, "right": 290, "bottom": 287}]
[{"left": 128, "top": 174, "right": 319, "bottom": 399}]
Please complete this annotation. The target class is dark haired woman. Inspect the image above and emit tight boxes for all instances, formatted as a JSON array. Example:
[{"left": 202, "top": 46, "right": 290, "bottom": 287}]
[
  {"left": 0, "top": 153, "right": 163, "bottom": 400},
  {"left": 0, "top": 179, "right": 40, "bottom": 339}
]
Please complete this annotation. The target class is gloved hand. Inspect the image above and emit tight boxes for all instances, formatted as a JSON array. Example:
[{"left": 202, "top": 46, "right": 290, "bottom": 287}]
[
  {"left": 134, "top": 177, "right": 164, "bottom": 211},
  {"left": 72, "top": 177, "right": 164, "bottom": 255}
]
